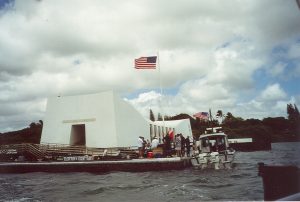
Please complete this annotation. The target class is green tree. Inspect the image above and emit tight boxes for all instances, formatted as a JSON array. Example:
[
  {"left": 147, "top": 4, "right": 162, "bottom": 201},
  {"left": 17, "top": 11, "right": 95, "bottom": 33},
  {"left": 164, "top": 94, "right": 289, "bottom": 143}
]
[
  {"left": 149, "top": 109, "right": 155, "bottom": 121},
  {"left": 29, "top": 122, "right": 37, "bottom": 128},
  {"left": 164, "top": 115, "right": 171, "bottom": 120},
  {"left": 287, "top": 103, "right": 300, "bottom": 138},
  {"left": 226, "top": 112, "right": 234, "bottom": 119},
  {"left": 223, "top": 112, "right": 244, "bottom": 128},
  {"left": 157, "top": 113, "right": 163, "bottom": 121},
  {"left": 216, "top": 110, "right": 224, "bottom": 123},
  {"left": 287, "top": 104, "right": 300, "bottom": 121},
  {"left": 262, "top": 117, "right": 289, "bottom": 131}
]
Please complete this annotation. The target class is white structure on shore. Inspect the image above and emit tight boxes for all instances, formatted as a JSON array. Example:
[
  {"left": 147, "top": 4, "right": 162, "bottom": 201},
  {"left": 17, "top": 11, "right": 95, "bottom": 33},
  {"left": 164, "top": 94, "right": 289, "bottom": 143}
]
[
  {"left": 151, "top": 119, "right": 192, "bottom": 143},
  {"left": 41, "top": 91, "right": 192, "bottom": 148}
]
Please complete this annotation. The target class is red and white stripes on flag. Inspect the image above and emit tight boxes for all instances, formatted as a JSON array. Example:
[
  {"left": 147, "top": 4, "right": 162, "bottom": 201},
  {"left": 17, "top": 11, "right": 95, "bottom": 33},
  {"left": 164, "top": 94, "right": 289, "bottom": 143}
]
[
  {"left": 134, "top": 56, "right": 157, "bottom": 69},
  {"left": 193, "top": 112, "right": 209, "bottom": 120}
]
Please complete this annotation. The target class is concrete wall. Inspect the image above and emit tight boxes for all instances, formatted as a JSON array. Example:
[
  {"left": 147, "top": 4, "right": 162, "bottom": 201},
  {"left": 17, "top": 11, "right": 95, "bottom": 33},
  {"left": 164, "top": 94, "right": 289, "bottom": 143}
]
[
  {"left": 41, "top": 91, "right": 193, "bottom": 149},
  {"left": 152, "top": 119, "right": 193, "bottom": 138},
  {"left": 113, "top": 93, "right": 149, "bottom": 147},
  {"left": 41, "top": 92, "right": 118, "bottom": 147}
]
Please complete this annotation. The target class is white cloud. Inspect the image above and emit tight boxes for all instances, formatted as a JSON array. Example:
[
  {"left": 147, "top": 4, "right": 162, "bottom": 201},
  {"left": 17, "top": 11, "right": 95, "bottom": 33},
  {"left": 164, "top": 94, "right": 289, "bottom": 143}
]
[
  {"left": 268, "top": 62, "right": 287, "bottom": 77},
  {"left": 0, "top": 0, "right": 299, "bottom": 131},
  {"left": 259, "top": 83, "right": 287, "bottom": 101},
  {"left": 288, "top": 43, "right": 300, "bottom": 59},
  {"left": 295, "top": 64, "right": 300, "bottom": 77},
  {"left": 127, "top": 91, "right": 161, "bottom": 104}
]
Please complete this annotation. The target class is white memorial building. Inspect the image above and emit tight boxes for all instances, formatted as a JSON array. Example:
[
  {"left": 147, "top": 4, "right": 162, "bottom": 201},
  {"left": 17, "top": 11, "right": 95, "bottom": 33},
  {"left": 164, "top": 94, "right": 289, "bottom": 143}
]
[{"left": 41, "top": 91, "right": 192, "bottom": 148}]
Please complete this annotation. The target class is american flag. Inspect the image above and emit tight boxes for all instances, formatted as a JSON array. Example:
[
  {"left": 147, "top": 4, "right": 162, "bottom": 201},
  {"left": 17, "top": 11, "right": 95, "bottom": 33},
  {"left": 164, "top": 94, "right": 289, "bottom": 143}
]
[
  {"left": 134, "top": 56, "right": 157, "bottom": 69},
  {"left": 193, "top": 112, "right": 209, "bottom": 120}
]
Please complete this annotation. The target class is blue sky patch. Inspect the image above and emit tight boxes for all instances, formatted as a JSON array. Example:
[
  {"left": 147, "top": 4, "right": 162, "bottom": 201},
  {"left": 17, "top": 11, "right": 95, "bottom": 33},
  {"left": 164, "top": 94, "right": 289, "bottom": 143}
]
[{"left": 0, "top": 0, "right": 13, "bottom": 9}]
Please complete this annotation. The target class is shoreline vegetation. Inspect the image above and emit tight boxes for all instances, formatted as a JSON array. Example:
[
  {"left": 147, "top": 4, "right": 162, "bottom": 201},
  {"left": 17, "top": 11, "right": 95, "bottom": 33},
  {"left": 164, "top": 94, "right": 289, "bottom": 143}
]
[{"left": 0, "top": 104, "right": 299, "bottom": 146}]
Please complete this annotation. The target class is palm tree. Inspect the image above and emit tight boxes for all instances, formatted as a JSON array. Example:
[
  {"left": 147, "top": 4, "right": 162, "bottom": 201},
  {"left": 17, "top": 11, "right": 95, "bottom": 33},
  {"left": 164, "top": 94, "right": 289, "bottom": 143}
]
[
  {"left": 216, "top": 110, "right": 224, "bottom": 123},
  {"left": 149, "top": 109, "right": 155, "bottom": 121},
  {"left": 157, "top": 113, "right": 163, "bottom": 121}
]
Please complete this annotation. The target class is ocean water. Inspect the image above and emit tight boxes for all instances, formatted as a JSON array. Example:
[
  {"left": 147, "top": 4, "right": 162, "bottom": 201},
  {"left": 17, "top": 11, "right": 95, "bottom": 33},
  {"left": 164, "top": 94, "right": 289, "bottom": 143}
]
[{"left": 0, "top": 142, "right": 299, "bottom": 201}]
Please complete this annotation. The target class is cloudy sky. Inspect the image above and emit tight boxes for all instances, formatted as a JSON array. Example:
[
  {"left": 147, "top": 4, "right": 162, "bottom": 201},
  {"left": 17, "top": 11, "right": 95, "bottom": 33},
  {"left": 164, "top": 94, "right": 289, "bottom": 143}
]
[{"left": 0, "top": 0, "right": 300, "bottom": 132}]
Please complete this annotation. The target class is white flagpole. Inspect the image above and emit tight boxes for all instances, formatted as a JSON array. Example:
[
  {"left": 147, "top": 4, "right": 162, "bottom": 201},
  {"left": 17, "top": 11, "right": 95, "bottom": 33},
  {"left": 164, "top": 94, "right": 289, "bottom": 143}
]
[{"left": 157, "top": 52, "right": 166, "bottom": 135}]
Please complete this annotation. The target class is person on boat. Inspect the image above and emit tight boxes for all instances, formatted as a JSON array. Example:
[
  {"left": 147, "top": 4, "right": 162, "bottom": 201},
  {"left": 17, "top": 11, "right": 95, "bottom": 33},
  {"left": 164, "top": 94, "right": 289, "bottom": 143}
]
[
  {"left": 180, "top": 134, "right": 186, "bottom": 156},
  {"left": 195, "top": 138, "right": 201, "bottom": 154},
  {"left": 175, "top": 134, "right": 182, "bottom": 157},
  {"left": 185, "top": 136, "right": 191, "bottom": 157},
  {"left": 168, "top": 129, "right": 174, "bottom": 141},
  {"left": 144, "top": 139, "right": 151, "bottom": 156},
  {"left": 211, "top": 141, "right": 217, "bottom": 152},
  {"left": 138, "top": 136, "right": 144, "bottom": 158},
  {"left": 163, "top": 133, "right": 171, "bottom": 157},
  {"left": 216, "top": 137, "right": 226, "bottom": 152},
  {"left": 151, "top": 136, "right": 159, "bottom": 149},
  {"left": 142, "top": 137, "right": 147, "bottom": 157},
  {"left": 146, "top": 139, "right": 151, "bottom": 149},
  {"left": 202, "top": 138, "right": 211, "bottom": 153}
]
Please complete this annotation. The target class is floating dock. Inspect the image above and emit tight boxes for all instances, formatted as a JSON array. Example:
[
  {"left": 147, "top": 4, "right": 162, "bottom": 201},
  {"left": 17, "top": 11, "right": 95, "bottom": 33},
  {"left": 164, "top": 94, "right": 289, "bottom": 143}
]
[
  {"left": 0, "top": 157, "right": 191, "bottom": 173},
  {"left": 0, "top": 143, "right": 192, "bottom": 173}
]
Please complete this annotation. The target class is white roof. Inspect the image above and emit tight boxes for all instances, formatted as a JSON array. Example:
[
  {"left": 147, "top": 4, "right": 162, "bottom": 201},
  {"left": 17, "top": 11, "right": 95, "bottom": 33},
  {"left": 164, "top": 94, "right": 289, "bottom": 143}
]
[
  {"left": 151, "top": 119, "right": 193, "bottom": 138},
  {"left": 228, "top": 138, "right": 253, "bottom": 143},
  {"left": 152, "top": 119, "right": 190, "bottom": 127},
  {"left": 200, "top": 133, "right": 227, "bottom": 139}
]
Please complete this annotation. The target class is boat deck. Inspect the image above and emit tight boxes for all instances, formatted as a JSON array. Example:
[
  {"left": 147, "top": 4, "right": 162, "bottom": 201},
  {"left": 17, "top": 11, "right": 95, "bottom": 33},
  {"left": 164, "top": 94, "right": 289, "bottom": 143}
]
[{"left": 0, "top": 157, "right": 192, "bottom": 173}]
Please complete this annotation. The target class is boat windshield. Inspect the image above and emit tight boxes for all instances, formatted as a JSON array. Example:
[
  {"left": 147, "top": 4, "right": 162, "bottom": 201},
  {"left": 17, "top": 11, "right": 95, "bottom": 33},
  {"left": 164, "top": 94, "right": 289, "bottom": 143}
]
[{"left": 200, "top": 136, "right": 227, "bottom": 152}]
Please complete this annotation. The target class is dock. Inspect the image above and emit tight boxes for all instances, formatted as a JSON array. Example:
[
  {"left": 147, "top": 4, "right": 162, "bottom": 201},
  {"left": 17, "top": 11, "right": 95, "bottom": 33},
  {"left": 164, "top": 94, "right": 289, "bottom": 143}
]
[
  {"left": 258, "top": 162, "right": 300, "bottom": 200},
  {"left": 0, "top": 143, "right": 192, "bottom": 173},
  {"left": 0, "top": 157, "right": 191, "bottom": 173}
]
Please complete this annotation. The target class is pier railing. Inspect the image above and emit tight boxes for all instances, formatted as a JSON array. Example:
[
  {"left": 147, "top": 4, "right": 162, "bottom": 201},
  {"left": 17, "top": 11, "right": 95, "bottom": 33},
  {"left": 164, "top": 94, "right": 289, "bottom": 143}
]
[{"left": 0, "top": 143, "right": 138, "bottom": 161}]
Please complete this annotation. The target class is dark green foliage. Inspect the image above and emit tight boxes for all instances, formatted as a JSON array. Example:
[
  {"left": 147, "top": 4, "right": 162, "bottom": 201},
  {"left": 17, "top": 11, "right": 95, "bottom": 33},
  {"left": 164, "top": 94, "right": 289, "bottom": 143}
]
[
  {"left": 165, "top": 113, "right": 196, "bottom": 126},
  {"left": 157, "top": 113, "right": 163, "bottom": 121},
  {"left": 222, "top": 115, "right": 272, "bottom": 150},
  {"left": 244, "top": 118, "right": 261, "bottom": 125},
  {"left": 287, "top": 104, "right": 300, "bottom": 139},
  {"left": 262, "top": 117, "right": 289, "bottom": 131},
  {"left": 222, "top": 105, "right": 300, "bottom": 142},
  {"left": 164, "top": 115, "right": 171, "bottom": 120},
  {"left": 0, "top": 122, "right": 42, "bottom": 145},
  {"left": 149, "top": 109, "right": 155, "bottom": 121},
  {"left": 223, "top": 114, "right": 244, "bottom": 128}
]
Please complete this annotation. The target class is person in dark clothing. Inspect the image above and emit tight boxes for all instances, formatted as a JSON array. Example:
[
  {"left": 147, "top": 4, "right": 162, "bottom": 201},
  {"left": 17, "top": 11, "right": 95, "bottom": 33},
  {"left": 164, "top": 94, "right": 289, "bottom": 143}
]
[
  {"left": 185, "top": 136, "right": 191, "bottom": 157},
  {"left": 180, "top": 134, "right": 185, "bottom": 157},
  {"left": 163, "top": 133, "right": 171, "bottom": 157}
]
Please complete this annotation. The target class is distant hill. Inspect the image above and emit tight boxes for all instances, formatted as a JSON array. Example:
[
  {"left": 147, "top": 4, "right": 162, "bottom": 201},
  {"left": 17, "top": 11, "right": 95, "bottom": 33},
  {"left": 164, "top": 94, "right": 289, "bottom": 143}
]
[
  {"left": 165, "top": 113, "right": 197, "bottom": 124},
  {"left": 166, "top": 113, "right": 299, "bottom": 143},
  {"left": 0, "top": 122, "right": 42, "bottom": 145}
]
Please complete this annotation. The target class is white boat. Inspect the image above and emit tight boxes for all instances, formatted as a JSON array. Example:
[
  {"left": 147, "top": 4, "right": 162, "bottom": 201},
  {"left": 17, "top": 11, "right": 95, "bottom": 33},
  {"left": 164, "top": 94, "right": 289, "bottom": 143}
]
[{"left": 191, "top": 127, "right": 235, "bottom": 169}]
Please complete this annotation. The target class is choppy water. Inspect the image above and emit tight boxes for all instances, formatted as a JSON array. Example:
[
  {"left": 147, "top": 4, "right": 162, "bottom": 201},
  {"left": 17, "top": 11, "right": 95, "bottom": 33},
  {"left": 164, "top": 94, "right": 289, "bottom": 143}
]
[{"left": 0, "top": 142, "right": 299, "bottom": 201}]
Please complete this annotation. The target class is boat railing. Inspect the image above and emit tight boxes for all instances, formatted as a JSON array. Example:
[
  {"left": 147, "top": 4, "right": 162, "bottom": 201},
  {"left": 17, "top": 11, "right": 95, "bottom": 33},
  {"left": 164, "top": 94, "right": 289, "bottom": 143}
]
[{"left": 0, "top": 143, "right": 138, "bottom": 161}]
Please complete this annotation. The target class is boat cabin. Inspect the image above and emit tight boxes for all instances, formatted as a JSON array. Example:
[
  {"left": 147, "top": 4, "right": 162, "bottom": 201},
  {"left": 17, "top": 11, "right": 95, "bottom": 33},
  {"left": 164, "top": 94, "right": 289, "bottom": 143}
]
[
  {"left": 205, "top": 126, "right": 223, "bottom": 134},
  {"left": 199, "top": 133, "right": 230, "bottom": 153}
]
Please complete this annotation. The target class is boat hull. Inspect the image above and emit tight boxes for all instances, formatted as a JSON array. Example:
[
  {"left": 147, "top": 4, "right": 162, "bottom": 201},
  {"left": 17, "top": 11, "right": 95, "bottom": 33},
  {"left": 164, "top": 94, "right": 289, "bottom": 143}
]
[
  {"left": 0, "top": 157, "right": 192, "bottom": 173},
  {"left": 191, "top": 151, "right": 235, "bottom": 169}
]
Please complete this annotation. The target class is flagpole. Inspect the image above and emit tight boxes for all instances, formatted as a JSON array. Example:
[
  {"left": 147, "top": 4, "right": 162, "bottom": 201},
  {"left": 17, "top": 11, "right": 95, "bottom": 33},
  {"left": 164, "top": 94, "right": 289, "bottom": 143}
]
[{"left": 157, "top": 52, "right": 166, "bottom": 135}]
